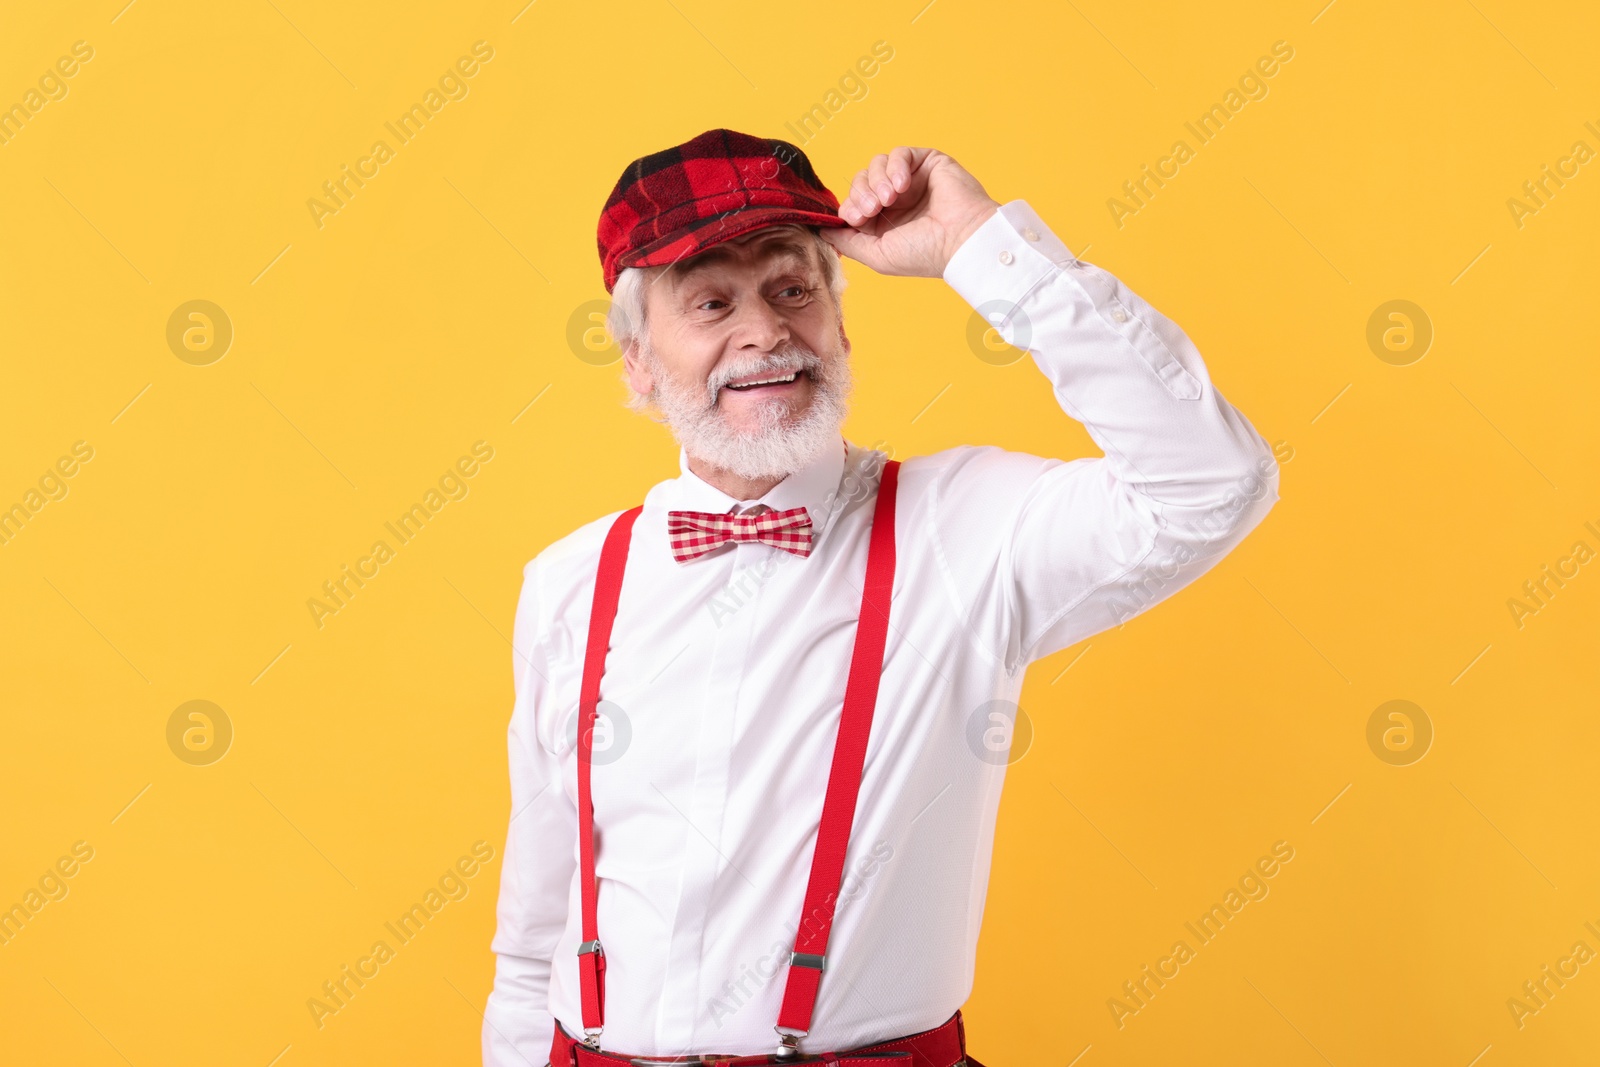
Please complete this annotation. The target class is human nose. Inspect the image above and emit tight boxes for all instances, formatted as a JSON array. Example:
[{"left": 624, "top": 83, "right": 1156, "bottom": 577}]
[{"left": 730, "top": 294, "right": 791, "bottom": 352}]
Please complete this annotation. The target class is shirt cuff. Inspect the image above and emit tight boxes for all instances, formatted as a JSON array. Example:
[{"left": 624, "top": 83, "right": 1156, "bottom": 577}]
[{"left": 941, "top": 199, "right": 1081, "bottom": 315}]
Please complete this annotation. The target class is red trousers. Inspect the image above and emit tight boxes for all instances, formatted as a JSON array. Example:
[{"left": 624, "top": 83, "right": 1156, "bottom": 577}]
[{"left": 549, "top": 1009, "right": 986, "bottom": 1067}]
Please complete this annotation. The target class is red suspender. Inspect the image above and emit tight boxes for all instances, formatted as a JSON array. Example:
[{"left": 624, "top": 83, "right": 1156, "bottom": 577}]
[
  {"left": 774, "top": 457, "right": 899, "bottom": 1050},
  {"left": 574, "top": 458, "right": 901, "bottom": 1055},
  {"left": 575, "top": 503, "right": 643, "bottom": 1042}
]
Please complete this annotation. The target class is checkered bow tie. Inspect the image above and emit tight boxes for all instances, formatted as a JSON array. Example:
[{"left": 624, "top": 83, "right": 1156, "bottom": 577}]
[{"left": 667, "top": 504, "right": 813, "bottom": 564}]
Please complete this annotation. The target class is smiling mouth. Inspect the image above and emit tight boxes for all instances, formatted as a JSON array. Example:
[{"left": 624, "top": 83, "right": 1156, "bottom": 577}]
[{"left": 723, "top": 369, "right": 806, "bottom": 393}]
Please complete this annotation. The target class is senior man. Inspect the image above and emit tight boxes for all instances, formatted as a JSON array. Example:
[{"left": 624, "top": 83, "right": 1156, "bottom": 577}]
[{"left": 483, "top": 128, "right": 1280, "bottom": 1067}]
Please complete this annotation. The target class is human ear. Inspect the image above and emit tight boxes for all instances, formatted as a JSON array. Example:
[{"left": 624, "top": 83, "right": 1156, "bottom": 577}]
[{"left": 622, "top": 339, "right": 655, "bottom": 396}]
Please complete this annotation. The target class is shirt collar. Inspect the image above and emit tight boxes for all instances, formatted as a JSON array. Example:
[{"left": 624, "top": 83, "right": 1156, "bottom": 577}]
[{"left": 663, "top": 433, "right": 850, "bottom": 549}]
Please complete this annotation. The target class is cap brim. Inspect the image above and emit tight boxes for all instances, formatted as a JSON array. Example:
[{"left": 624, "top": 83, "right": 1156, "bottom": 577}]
[{"left": 618, "top": 206, "right": 852, "bottom": 275}]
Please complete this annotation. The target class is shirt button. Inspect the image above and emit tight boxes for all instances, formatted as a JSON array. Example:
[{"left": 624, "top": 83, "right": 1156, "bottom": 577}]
[
  {"left": 1023, "top": 227, "right": 1040, "bottom": 242},
  {"left": 1111, "top": 307, "right": 1128, "bottom": 323},
  {"left": 997, "top": 249, "right": 1014, "bottom": 265}
]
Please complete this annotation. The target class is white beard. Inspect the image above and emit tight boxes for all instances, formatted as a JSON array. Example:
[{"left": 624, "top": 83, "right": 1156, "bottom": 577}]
[{"left": 640, "top": 336, "right": 853, "bottom": 482}]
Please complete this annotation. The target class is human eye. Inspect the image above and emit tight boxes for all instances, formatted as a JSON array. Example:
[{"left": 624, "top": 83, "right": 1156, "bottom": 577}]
[{"left": 684, "top": 286, "right": 728, "bottom": 312}]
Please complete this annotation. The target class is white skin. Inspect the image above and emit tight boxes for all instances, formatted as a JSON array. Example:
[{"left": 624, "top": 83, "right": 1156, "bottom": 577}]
[{"left": 623, "top": 146, "right": 1001, "bottom": 501}]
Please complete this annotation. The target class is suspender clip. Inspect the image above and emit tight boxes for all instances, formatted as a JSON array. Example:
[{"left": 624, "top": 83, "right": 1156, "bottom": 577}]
[
  {"left": 773, "top": 1027, "right": 805, "bottom": 1059},
  {"left": 578, "top": 940, "right": 605, "bottom": 1047},
  {"left": 789, "top": 952, "right": 826, "bottom": 972}
]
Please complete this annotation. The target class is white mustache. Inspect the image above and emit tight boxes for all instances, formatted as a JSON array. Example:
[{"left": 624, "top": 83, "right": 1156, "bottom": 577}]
[{"left": 706, "top": 343, "right": 824, "bottom": 402}]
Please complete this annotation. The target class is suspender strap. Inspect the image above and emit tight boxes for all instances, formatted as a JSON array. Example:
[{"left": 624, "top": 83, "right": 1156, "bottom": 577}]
[
  {"left": 573, "top": 458, "right": 902, "bottom": 1050},
  {"left": 775, "top": 457, "right": 900, "bottom": 1040},
  {"left": 576, "top": 504, "right": 644, "bottom": 1041}
]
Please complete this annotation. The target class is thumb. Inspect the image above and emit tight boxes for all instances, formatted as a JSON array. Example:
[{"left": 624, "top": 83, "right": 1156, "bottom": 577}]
[{"left": 819, "top": 225, "right": 880, "bottom": 267}]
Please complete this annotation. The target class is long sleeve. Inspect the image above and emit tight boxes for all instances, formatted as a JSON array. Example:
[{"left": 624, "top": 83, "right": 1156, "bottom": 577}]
[
  {"left": 929, "top": 199, "right": 1280, "bottom": 673},
  {"left": 483, "top": 558, "right": 576, "bottom": 1067}
]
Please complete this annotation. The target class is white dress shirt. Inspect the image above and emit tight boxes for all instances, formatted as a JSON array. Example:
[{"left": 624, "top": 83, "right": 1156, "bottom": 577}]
[{"left": 483, "top": 200, "right": 1280, "bottom": 1065}]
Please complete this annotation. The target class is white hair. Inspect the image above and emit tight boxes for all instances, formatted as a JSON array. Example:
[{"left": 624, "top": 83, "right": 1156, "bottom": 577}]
[{"left": 608, "top": 224, "right": 847, "bottom": 411}]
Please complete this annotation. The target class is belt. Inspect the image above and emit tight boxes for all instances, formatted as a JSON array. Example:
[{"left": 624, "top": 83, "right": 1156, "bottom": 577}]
[{"left": 549, "top": 1009, "right": 984, "bottom": 1067}]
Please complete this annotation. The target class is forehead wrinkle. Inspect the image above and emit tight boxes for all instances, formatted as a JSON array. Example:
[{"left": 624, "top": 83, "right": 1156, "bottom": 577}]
[{"left": 664, "top": 235, "right": 816, "bottom": 294}]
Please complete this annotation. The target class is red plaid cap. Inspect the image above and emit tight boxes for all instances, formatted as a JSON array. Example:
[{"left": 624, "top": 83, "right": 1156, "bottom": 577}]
[{"left": 597, "top": 128, "right": 850, "bottom": 293}]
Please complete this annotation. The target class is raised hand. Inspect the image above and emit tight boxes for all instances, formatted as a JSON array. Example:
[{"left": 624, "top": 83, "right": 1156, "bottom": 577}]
[{"left": 820, "top": 146, "right": 1000, "bottom": 278}]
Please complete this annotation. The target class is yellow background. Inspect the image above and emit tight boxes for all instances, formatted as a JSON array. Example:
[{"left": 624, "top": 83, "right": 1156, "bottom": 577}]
[{"left": 2, "top": 0, "right": 1596, "bottom": 1064}]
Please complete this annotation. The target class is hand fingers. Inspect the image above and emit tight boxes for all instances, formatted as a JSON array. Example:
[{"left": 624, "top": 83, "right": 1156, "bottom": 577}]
[
  {"left": 887, "top": 146, "right": 915, "bottom": 192},
  {"left": 898, "top": 147, "right": 939, "bottom": 202},
  {"left": 838, "top": 147, "right": 935, "bottom": 224},
  {"left": 866, "top": 154, "right": 892, "bottom": 206},
  {"left": 843, "top": 168, "right": 878, "bottom": 225}
]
